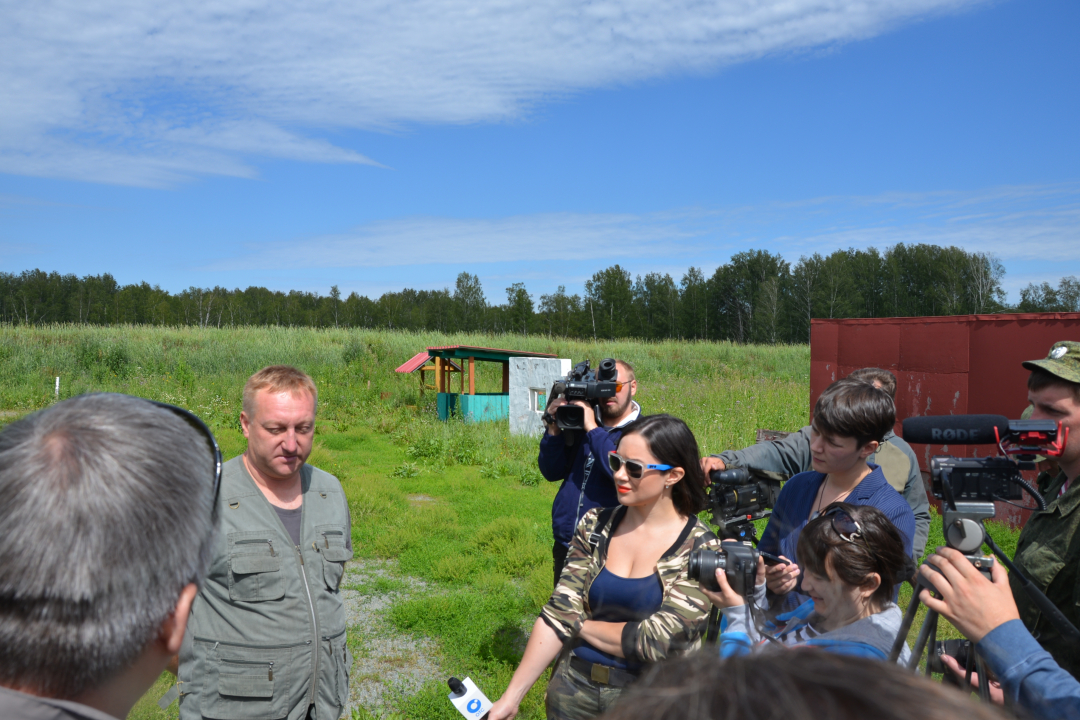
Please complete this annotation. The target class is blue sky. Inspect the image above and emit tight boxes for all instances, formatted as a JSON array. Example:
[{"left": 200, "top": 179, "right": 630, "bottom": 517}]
[{"left": 1, "top": 0, "right": 1077, "bottom": 303}]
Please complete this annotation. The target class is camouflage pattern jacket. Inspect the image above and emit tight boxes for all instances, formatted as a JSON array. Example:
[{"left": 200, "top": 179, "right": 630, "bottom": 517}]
[
  {"left": 1011, "top": 469, "right": 1080, "bottom": 679},
  {"left": 540, "top": 505, "right": 721, "bottom": 664}
]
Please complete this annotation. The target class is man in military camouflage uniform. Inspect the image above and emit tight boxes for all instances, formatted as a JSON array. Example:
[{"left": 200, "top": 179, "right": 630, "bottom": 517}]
[
  {"left": 1010, "top": 341, "right": 1080, "bottom": 679},
  {"left": 703, "top": 368, "right": 931, "bottom": 557}
]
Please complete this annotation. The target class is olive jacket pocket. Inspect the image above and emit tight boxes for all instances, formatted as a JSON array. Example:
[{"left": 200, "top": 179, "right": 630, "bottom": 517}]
[
  {"left": 317, "top": 629, "right": 352, "bottom": 716},
  {"left": 315, "top": 525, "right": 353, "bottom": 592},
  {"left": 199, "top": 642, "right": 294, "bottom": 720},
  {"left": 228, "top": 535, "right": 286, "bottom": 602}
]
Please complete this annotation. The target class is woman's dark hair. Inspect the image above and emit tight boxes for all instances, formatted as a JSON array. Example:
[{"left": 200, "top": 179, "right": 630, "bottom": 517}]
[
  {"left": 796, "top": 502, "right": 914, "bottom": 608},
  {"left": 813, "top": 377, "right": 895, "bottom": 448},
  {"left": 618, "top": 414, "right": 706, "bottom": 517},
  {"left": 599, "top": 649, "right": 1009, "bottom": 720}
]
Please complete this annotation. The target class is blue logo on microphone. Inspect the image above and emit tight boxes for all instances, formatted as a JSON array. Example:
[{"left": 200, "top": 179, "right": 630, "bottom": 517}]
[{"left": 467, "top": 699, "right": 481, "bottom": 713}]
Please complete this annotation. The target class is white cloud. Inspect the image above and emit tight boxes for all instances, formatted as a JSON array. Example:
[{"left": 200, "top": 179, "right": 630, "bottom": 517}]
[
  {"left": 207, "top": 182, "right": 1080, "bottom": 273},
  {"left": 0, "top": 0, "right": 987, "bottom": 186}
]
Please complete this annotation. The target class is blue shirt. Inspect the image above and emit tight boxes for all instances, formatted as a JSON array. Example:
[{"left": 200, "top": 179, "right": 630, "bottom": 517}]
[
  {"left": 758, "top": 463, "right": 916, "bottom": 611},
  {"left": 979, "top": 619, "right": 1080, "bottom": 720},
  {"left": 574, "top": 566, "right": 663, "bottom": 670}
]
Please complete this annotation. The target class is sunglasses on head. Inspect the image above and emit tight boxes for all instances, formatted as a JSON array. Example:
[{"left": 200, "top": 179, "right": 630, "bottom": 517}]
[
  {"left": 822, "top": 506, "right": 864, "bottom": 545},
  {"left": 607, "top": 451, "right": 673, "bottom": 479},
  {"left": 148, "top": 400, "right": 223, "bottom": 513}
]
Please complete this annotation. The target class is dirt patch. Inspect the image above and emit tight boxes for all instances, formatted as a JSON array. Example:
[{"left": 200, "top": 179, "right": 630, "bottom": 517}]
[
  {"left": 407, "top": 494, "right": 437, "bottom": 505},
  {"left": 342, "top": 559, "right": 444, "bottom": 715}
]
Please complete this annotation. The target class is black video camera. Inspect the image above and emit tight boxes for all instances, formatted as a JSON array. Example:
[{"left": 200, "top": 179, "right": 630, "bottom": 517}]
[
  {"left": 689, "top": 541, "right": 759, "bottom": 597},
  {"left": 706, "top": 468, "right": 782, "bottom": 542},
  {"left": 930, "top": 456, "right": 1026, "bottom": 502},
  {"left": 542, "top": 359, "right": 619, "bottom": 434},
  {"left": 903, "top": 414, "right": 1064, "bottom": 505}
]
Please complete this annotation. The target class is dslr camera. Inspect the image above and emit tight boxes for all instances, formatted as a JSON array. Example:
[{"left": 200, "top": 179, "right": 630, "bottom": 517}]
[
  {"left": 542, "top": 358, "right": 619, "bottom": 434},
  {"left": 688, "top": 541, "right": 759, "bottom": 597}
]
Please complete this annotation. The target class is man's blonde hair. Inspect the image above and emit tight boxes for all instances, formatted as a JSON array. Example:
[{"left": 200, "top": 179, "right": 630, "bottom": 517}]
[{"left": 242, "top": 365, "right": 318, "bottom": 416}]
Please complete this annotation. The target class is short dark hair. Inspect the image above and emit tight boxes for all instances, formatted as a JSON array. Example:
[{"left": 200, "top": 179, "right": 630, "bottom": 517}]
[
  {"left": 618, "top": 414, "right": 706, "bottom": 517},
  {"left": 848, "top": 367, "right": 897, "bottom": 400},
  {"left": 813, "top": 378, "right": 895, "bottom": 448},
  {"left": 599, "top": 649, "right": 1010, "bottom": 720},
  {"left": 797, "top": 502, "right": 914, "bottom": 608},
  {"left": 0, "top": 394, "right": 217, "bottom": 698},
  {"left": 1028, "top": 367, "right": 1080, "bottom": 401}
]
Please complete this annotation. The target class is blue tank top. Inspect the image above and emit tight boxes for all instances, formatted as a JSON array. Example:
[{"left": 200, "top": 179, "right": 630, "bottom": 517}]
[{"left": 574, "top": 566, "right": 663, "bottom": 670}]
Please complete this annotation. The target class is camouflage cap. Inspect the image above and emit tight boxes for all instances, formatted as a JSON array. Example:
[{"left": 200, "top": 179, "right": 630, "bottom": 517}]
[{"left": 1023, "top": 341, "right": 1080, "bottom": 383}]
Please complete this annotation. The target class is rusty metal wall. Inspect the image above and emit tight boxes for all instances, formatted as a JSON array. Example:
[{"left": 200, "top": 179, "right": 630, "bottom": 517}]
[{"left": 810, "top": 313, "right": 1080, "bottom": 525}]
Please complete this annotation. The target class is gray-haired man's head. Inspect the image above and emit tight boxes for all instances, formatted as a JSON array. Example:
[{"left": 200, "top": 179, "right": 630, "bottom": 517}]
[{"left": 0, "top": 393, "right": 217, "bottom": 699}]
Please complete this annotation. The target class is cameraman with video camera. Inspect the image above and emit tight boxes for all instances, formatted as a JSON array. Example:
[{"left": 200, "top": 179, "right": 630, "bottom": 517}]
[
  {"left": 540, "top": 359, "right": 640, "bottom": 587},
  {"left": 887, "top": 340, "right": 1080, "bottom": 720}
]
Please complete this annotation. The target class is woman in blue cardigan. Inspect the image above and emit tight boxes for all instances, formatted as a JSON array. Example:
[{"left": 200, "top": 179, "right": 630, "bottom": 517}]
[{"left": 758, "top": 378, "right": 916, "bottom": 613}]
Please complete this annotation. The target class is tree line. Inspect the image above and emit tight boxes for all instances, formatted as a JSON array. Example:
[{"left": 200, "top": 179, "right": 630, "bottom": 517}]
[{"left": 1, "top": 243, "right": 1070, "bottom": 343}]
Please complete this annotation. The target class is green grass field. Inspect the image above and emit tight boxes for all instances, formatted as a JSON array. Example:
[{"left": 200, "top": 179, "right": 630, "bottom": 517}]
[{"left": 0, "top": 325, "right": 1020, "bottom": 718}]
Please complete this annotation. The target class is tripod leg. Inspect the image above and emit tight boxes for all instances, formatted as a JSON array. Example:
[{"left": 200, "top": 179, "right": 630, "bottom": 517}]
[
  {"left": 908, "top": 609, "right": 938, "bottom": 672},
  {"left": 976, "top": 655, "right": 991, "bottom": 703},
  {"left": 889, "top": 584, "right": 923, "bottom": 663},
  {"left": 924, "top": 619, "right": 938, "bottom": 678},
  {"left": 964, "top": 643, "right": 976, "bottom": 689}
]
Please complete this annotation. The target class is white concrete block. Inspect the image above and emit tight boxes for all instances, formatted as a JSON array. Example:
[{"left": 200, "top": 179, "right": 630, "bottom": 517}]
[{"left": 509, "top": 357, "right": 571, "bottom": 436}]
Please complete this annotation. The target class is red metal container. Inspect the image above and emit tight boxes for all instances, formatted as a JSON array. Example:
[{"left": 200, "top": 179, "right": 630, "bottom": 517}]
[{"left": 811, "top": 313, "right": 1080, "bottom": 525}]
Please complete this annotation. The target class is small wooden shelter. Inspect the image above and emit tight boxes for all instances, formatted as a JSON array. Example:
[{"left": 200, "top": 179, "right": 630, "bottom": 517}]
[{"left": 395, "top": 345, "right": 557, "bottom": 421}]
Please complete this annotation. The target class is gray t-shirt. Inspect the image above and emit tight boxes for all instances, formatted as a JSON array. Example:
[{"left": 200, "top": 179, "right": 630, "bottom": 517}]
[{"left": 273, "top": 505, "right": 303, "bottom": 546}]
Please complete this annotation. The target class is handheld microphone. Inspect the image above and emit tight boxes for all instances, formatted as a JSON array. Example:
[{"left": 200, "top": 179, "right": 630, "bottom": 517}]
[
  {"left": 448, "top": 676, "right": 492, "bottom": 720},
  {"left": 901, "top": 415, "right": 1009, "bottom": 445}
]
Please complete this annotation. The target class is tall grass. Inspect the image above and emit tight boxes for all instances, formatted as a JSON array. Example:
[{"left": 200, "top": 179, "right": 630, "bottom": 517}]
[{"left": 0, "top": 324, "right": 811, "bottom": 458}]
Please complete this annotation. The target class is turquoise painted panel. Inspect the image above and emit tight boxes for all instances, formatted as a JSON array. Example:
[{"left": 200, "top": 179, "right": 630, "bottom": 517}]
[
  {"left": 437, "top": 392, "right": 459, "bottom": 421},
  {"left": 437, "top": 392, "right": 509, "bottom": 423},
  {"left": 460, "top": 393, "right": 509, "bottom": 423}
]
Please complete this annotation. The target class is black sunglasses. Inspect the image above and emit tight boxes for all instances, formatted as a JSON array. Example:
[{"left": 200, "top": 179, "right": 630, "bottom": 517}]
[
  {"left": 823, "top": 506, "right": 863, "bottom": 545},
  {"left": 148, "top": 400, "right": 223, "bottom": 512},
  {"left": 608, "top": 451, "right": 673, "bottom": 480}
]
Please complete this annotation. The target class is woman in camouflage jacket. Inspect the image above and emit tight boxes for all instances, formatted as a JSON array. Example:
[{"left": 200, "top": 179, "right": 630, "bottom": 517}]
[{"left": 489, "top": 414, "right": 721, "bottom": 720}]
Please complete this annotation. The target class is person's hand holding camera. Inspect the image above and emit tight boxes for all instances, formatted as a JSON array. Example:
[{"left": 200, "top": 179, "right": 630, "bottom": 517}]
[
  {"left": 700, "top": 456, "right": 725, "bottom": 486},
  {"left": 764, "top": 556, "right": 800, "bottom": 595},
  {"left": 919, "top": 547, "right": 1019, "bottom": 644},
  {"left": 937, "top": 652, "right": 1005, "bottom": 704},
  {"left": 571, "top": 399, "right": 599, "bottom": 432},
  {"left": 544, "top": 396, "right": 567, "bottom": 436},
  {"left": 702, "top": 554, "right": 765, "bottom": 609}
]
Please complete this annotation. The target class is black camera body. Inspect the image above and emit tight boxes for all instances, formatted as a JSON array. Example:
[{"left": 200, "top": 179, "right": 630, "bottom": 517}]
[
  {"left": 689, "top": 542, "right": 759, "bottom": 597},
  {"left": 930, "top": 456, "right": 1026, "bottom": 502},
  {"left": 543, "top": 358, "right": 619, "bottom": 432},
  {"left": 707, "top": 468, "right": 782, "bottom": 542}
]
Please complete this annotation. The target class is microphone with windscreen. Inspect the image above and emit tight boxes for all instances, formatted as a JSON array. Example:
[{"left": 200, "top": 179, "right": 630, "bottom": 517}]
[{"left": 901, "top": 414, "right": 1009, "bottom": 445}]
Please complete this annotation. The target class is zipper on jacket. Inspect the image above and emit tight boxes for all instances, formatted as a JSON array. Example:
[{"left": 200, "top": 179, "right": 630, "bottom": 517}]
[
  {"left": 234, "top": 538, "right": 275, "bottom": 557},
  {"left": 297, "top": 518, "right": 320, "bottom": 708}
]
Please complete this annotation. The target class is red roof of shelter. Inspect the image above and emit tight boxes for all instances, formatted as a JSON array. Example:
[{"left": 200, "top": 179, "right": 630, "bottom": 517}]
[
  {"left": 424, "top": 345, "right": 557, "bottom": 358},
  {"left": 394, "top": 352, "right": 461, "bottom": 374}
]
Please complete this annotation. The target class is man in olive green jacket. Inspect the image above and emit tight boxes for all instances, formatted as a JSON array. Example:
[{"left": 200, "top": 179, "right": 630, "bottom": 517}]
[
  {"left": 176, "top": 366, "right": 353, "bottom": 720},
  {"left": 1011, "top": 341, "right": 1080, "bottom": 680}
]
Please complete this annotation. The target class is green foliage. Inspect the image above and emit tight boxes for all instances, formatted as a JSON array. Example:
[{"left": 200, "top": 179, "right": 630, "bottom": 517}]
[
  {"left": 390, "top": 461, "right": 420, "bottom": 478},
  {"left": 1, "top": 246, "right": 1010, "bottom": 345}
]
